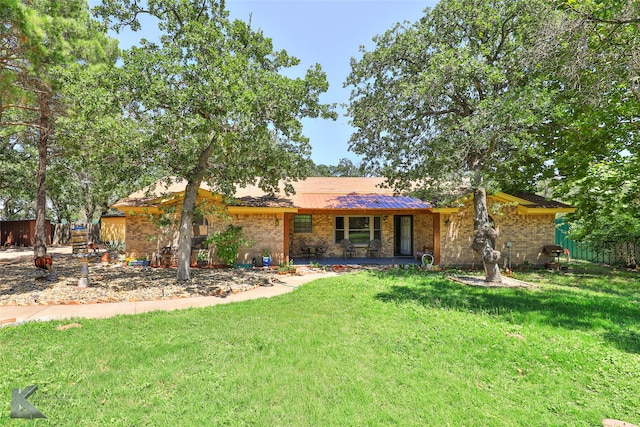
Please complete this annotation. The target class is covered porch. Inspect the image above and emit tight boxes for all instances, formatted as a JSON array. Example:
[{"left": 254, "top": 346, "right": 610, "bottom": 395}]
[{"left": 288, "top": 255, "right": 426, "bottom": 267}]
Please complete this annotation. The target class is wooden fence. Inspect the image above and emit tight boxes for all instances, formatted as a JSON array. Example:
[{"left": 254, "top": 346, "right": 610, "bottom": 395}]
[
  {"left": 51, "top": 223, "right": 101, "bottom": 245},
  {"left": 0, "top": 220, "right": 51, "bottom": 247}
]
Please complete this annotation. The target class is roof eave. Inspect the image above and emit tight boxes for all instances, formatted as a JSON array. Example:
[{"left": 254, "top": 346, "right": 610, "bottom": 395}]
[{"left": 518, "top": 206, "right": 576, "bottom": 215}]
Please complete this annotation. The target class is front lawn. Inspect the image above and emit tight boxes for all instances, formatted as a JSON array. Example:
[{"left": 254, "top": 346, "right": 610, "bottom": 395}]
[{"left": 1, "top": 262, "right": 639, "bottom": 426}]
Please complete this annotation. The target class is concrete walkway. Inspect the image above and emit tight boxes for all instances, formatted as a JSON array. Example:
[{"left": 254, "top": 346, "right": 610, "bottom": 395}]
[
  {"left": 0, "top": 246, "right": 338, "bottom": 325},
  {"left": 0, "top": 273, "right": 333, "bottom": 325}
]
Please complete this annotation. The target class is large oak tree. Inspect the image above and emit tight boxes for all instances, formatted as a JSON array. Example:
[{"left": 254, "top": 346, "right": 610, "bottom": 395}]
[
  {"left": 96, "top": 0, "right": 335, "bottom": 281},
  {"left": 346, "top": 0, "right": 551, "bottom": 282}
]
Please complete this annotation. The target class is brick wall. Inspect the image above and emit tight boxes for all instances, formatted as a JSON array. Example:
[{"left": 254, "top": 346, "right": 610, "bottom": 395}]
[
  {"left": 124, "top": 199, "right": 555, "bottom": 267},
  {"left": 125, "top": 213, "right": 171, "bottom": 260},
  {"left": 439, "top": 196, "right": 557, "bottom": 267},
  {"left": 125, "top": 211, "right": 287, "bottom": 266},
  {"left": 414, "top": 214, "right": 435, "bottom": 254},
  {"left": 230, "top": 213, "right": 284, "bottom": 265}
]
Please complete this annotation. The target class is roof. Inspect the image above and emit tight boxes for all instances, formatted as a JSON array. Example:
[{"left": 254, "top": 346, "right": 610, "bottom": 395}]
[
  {"left": 295, "top": 193, "right": 431, "bottom": 210},
  {"left": 112, "top": 177, "right": 571, "bottom": 214},
  {"left": 510, "top": 192, "right": 573, "bottom": 209}
]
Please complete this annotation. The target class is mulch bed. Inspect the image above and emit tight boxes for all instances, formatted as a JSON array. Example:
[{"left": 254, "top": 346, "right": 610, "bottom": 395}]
[{"left": 0, "top": 254, "right": 286, "bottom": 306}]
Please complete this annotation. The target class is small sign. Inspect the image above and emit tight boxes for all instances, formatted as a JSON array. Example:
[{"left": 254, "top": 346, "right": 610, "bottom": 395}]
[{"left": 10, "top": 385, "right": 47, "bottom": 419}]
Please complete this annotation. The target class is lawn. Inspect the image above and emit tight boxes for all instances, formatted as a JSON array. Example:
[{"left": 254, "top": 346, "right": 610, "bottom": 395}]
[{"left": 1, "top": 262, "right": 639, "bottom": 426}]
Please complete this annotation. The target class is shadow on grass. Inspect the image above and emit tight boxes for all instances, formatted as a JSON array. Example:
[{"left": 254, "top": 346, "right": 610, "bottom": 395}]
[{"left": 373, "top": 269, "right": 640, "bottom": 355}]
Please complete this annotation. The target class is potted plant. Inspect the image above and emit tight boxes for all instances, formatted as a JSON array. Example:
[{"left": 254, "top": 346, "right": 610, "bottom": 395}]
[
  {"left": 262, "top": 247, "right": 272, "bottom": 268},
  {"left": 196, "top": 249, "right": 209, "bottom": 267},
  {"left": 277, "top": 260, "right": 296, "bottom": 274},
  {"left": 105, "top": 240, "right": 125, "bottom": 262}
]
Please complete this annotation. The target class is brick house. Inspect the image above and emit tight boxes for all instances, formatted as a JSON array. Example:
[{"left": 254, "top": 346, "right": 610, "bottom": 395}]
[{"left": 111, "top": 177, "right": 574, "bottom": 267}]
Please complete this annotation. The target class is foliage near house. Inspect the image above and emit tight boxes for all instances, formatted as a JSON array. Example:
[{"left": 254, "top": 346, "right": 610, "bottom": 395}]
[{"left": 0, "top": 0, "right": 118, "bottom": 256}]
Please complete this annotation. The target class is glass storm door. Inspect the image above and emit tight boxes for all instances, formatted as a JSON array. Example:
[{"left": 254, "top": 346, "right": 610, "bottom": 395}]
[{"left": 394, "top": 216, "right": 413, "bottom": 256}]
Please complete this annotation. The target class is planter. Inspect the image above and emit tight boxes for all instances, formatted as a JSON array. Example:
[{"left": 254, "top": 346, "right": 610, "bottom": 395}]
[
  {"left": 129, "top": 260, "right": 150, "bottom": 267},
  {"left": 262, "top": 256, "right": 271, "bottom": 268},
  {"left": 234, "top": 263, "right": 254, "bottom": 269}
]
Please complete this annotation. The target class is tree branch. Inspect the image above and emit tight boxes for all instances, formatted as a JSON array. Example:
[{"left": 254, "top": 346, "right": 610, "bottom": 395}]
[{"left": 0, "top": 120, "right": 45, "bottom": 130}]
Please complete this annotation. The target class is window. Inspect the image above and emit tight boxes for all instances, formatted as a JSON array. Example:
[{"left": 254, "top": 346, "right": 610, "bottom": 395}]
[
  {"left": 294, "top": 214, "right": 312, "bottom": 233},
  {"left": 335, "top": 216, "right": 381, "bottom": 245},
  {"left": 192, "top": 216, "right": 208, "bottom": 236}
]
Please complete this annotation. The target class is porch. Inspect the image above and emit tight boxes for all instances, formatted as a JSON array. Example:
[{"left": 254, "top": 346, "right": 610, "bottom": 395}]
[{"left": 288, "top": 255, "right": 422, "bottom": 267}]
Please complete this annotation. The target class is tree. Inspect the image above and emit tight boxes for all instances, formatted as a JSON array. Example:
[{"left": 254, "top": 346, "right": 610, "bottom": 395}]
[
  {"left": 346, "top": 0, "right": 552, "bottom": 282},
  {"left": 0, "top": 0, "right": 117, "bottom": 256},
  {"left": 524, "top": 1, "right": 640, "bottom": 252},
  {"left": 310, "top": 158, "right": 368, "bottom": 177},
  {"left": 53, "top": 63, "right": 163, "bottom": 223},
  {"left": 96, "top": 0, "right": 335, "bottom": 281}
]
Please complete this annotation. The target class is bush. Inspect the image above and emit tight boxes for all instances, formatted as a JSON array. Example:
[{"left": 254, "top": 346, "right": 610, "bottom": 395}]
[{"left": 204, "top": 225, "right": 253, "bottom": 266}]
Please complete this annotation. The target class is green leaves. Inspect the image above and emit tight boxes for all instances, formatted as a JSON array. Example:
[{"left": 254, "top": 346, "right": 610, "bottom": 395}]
[{"left": 346, "top": 0, "right": 551, "bottom": 195}]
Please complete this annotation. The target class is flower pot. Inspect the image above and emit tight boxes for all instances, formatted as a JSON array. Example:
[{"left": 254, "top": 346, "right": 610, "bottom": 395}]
[{"left": 262, "top": 256, "right": 271, "bottom": 268}]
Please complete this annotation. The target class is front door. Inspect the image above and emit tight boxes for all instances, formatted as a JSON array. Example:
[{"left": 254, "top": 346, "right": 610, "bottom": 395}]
[{"left": 394, "top": 215, "right": 413, "bottom": 256}]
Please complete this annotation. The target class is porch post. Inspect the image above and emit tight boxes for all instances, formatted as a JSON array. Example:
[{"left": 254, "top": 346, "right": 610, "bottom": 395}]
[
  {"left": 283, "top": 212, "right": 291, "bottom": 263},
  {"left": 433, "top": 213, "right": 441, "bottom": 265}
]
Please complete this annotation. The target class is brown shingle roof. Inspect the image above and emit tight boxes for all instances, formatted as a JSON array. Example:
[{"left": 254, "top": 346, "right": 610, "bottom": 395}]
[{"left": 512, "top": 192, "right": 573, "bottom": 209}]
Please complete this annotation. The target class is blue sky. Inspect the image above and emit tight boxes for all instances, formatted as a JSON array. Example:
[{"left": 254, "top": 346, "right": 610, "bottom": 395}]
[{"left": 91, "top": 0, "right": 439, "bottom": 166}]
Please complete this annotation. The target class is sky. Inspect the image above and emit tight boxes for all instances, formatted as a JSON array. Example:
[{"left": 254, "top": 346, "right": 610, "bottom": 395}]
[{"left": 90, "top": 0, "right": 440, "bottom": 166}]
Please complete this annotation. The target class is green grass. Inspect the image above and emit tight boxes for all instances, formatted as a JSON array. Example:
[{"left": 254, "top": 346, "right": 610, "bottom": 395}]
[{"left": 1, "top": 262, "right": 640, "bottom": 426}]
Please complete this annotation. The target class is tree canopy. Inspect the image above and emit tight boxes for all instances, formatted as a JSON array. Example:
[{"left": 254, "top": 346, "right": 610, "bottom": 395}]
[
  {"left": 1, "top": 0, "right": 118, "bottom": 256},
  {"left": 527, "top": 0, "right": 640, "bottom": 260},
  {"left": 96, "top": 0, "right": 335, "bottom": 280},
  {"left": 346, "top": 0, "right": 551, "bottom": 281}
]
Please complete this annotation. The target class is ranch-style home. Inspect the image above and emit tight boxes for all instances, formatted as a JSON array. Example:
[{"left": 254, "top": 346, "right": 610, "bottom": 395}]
[{"left": 110, "top": 177, "right": 574, "bottom": 267}]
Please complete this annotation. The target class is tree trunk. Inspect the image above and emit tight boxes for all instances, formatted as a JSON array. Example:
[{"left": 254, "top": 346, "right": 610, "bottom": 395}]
[
  {"left": 34, "top": 103, "right": 49, "bottom": 258},
  {"left": 175, "top": 142, "right": 217, "bottom": 281},
  {"left": 175, "top": 179, "right": 200, "bottom": 281},
  {"left": 84, "top": 204, "right": 96, "bottom": 224},
  {"left": 470, "top": 187, "right": 502, "bottom": 283}
]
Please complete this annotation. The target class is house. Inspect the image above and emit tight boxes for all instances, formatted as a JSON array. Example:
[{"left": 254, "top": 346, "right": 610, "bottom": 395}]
[{"left": 111, "top": 177, "right": 574, "bottom": 267}]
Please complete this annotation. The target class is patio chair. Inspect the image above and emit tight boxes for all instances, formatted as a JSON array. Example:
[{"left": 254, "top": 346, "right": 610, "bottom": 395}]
[
  {"left": 340, "top": 239, "right": 356, "bottom": 259},
  {"left": 366, "top": 239, "right": 382, "bottom": 259},
  {"left": 300, "top": 245, "right": 312, "bottom": 261},
  {"left": 315, "top": 240, "right": 328, "bottom": 261}
]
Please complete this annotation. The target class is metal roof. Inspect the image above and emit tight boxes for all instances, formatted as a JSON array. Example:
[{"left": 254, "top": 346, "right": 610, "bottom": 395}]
[{"left": 296, "top": 193, "right": 431, "bottom": 210}]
